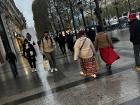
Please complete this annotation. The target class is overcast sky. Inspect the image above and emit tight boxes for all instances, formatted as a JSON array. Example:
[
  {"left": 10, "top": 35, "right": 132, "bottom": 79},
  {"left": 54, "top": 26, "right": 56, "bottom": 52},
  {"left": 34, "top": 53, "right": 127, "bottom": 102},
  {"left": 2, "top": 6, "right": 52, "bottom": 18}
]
[{"left": 14, "top": 0, "right": 34, "bottom": 28}]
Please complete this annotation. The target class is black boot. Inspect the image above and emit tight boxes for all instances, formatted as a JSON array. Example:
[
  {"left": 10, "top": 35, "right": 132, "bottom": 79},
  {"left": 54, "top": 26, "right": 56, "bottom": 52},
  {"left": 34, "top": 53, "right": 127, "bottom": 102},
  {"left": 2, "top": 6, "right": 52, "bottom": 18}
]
[{"left": 106, "top": 64, "right": 111, "bottom": 71}]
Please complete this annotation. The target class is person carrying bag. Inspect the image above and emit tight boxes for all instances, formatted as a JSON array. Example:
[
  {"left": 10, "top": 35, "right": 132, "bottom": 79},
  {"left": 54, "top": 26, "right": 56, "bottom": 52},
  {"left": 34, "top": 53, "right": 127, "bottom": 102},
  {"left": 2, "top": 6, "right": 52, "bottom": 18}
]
[{"left": 74, "top": 30, "right": 98, "bottom": 78}]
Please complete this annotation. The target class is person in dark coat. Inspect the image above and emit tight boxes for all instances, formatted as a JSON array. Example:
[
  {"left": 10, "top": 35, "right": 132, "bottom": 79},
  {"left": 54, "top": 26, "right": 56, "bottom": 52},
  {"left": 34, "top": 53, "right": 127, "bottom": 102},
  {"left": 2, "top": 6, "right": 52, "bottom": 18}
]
[
  {"left": 66, "top": 32, "right": 74, "bottom": 53},
  {"left": 129, "top": 13, "right": 140, "bottom": 71},
  {"left": 22, "top": 33, "right": 35, "bottom": 57},
  {"left": 86, "top": 28, "right": 96, "bottom": 43},
  {"left": 6, "top": 51, "right": 18, "bottom": 77},
  {"left": 57, "top": 32, "right": 66, "bottom": 55},
  {"left": 25, "top": 43, "right": 37, "bottom": 72},
  {"left": 22, "top": 39, "right": 28, "bottom": 57}
]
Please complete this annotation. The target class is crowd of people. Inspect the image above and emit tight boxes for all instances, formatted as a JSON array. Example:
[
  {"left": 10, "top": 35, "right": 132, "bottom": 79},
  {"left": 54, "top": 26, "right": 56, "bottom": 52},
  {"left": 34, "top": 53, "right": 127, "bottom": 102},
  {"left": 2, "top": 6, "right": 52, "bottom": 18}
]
[{"left": 6, "top": 12, "right": 140, "bottom": 79}]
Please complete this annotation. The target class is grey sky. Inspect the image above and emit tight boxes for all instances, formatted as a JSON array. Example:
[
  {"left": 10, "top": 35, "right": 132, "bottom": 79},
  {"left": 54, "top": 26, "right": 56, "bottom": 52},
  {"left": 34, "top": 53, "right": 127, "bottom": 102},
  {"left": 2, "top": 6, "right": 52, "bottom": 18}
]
[{"left": 14, "top": 0, "right": 34, "bottom": 28}]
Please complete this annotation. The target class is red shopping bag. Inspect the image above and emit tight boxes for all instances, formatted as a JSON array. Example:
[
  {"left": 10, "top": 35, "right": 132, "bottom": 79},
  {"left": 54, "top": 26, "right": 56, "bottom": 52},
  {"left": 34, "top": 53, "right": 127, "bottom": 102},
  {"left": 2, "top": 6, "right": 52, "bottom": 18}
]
[{"left": 99, "top": 47, "right": 120, "bottom": 65}]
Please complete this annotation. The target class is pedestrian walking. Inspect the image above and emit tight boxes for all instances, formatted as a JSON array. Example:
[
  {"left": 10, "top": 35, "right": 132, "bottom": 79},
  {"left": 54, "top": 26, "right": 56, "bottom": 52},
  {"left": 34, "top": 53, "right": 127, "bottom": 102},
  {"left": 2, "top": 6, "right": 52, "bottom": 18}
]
[
  {"left": 22, "top": 39, "right": 29, "bottom": 57},
  {"left": 86, "top": 28, "right": 96, "bottom": 43},
  {"left": 25, "top": 42, "right": 37, "bottom": 72},
  {"left": 74, "top": 30, "right": 98, "bottom": 78},
  {"left": 66, "top": 32, "right": 74, "bottom": 53},
  {"left": 6, "top": 51, "right": 18, "bottom": 77},
  {"left": 57, "top": 32, "right": 66, "bottom": 55},
  {"left": 41, "top": 31, "right": 58, "bottom": 72},
  {"left": 22, "top": 33, "right": 34, "bottom": 57},
  {"left": 129, "top": 13, "right": 140, "bottom": 71},
  {"left": 94, "top": 25, "right": 120, "bottom": 71}
]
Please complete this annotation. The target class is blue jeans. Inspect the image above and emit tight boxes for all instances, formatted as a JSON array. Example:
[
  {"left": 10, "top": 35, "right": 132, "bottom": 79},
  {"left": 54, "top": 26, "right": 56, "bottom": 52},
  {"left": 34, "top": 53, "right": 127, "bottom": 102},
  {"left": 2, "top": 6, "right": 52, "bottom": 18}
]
[{"left": 134, "top": 44, "right": 140, "bottom": 67}]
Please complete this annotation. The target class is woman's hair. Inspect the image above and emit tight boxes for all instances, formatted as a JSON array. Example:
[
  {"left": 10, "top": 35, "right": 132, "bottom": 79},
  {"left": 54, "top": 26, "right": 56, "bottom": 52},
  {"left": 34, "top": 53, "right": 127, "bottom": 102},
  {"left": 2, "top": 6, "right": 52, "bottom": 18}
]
[
  {"left": 96, "top": 25, "right": 103, "bottom": 33},
  {"left": 78, "top": 30, "right": 85, "bottom": 37}
]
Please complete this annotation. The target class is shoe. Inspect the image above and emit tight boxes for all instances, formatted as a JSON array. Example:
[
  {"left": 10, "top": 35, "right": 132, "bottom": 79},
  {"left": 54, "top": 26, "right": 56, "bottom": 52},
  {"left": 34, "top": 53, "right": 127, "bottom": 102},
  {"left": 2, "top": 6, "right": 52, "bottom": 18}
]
[
  {"left": 54, "top": 68, "right": 58, "bottom": 71},
  {"left": 135, "top": 67, "right": 140, "bottom": 71},
  {"left": 14, "top": 73, "right": 18, "bottom": 78},
  {"left": 34, "top": 69, "right": 37, "bottom": 72},
  {"left": 106, "top": 64, "right": 111, "bottom": 71},
  {"left": 80, "top": 71, "right": 86, "bottom": 76},
  {"left": 51, "top": 68, "right": 54, "bottom": 73},
  {"left": 91, "top": 74, "right": 97, "bottom": 78},
  {"left": 31, "top": 69, "right": 35, "bottom": 72}
]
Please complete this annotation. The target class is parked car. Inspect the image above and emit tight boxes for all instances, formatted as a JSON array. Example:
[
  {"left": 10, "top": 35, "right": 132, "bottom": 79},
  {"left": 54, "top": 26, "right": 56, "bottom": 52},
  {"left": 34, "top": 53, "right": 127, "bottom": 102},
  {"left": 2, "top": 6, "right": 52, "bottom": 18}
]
[{"left": 119, "top": 16, "right": 129, "bottom": 28}]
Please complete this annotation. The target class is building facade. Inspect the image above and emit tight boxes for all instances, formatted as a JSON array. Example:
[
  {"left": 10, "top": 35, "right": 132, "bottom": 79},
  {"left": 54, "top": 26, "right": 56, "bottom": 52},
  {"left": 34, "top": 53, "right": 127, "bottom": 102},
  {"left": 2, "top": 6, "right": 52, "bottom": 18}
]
[{"left": 0, "top": 0, "right": 26, "bottom": 65}]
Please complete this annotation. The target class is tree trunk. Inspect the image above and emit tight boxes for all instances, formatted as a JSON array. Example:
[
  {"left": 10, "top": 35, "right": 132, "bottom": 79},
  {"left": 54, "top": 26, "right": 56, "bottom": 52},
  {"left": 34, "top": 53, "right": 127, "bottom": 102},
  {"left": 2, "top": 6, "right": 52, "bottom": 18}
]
[
  {"left": 94, "top": 0, "right": 103, "bottom": 29},
  {"left": 69, "top": 0, "right": 77, "bottom": 36}
]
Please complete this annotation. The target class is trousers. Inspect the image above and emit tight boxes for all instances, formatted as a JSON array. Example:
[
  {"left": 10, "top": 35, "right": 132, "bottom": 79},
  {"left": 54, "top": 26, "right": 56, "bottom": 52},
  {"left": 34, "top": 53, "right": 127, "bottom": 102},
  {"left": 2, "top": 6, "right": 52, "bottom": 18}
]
[
  {"left": 133, "top": 44, "right": 140, "bottom": 67},
  {"left": 45, "top": 51, "right": 56, "bottom": 68}
]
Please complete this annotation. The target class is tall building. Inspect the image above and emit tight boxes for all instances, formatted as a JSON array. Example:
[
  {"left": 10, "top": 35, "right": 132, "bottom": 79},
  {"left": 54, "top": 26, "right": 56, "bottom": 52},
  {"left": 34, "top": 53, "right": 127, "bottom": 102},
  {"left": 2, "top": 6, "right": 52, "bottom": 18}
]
[{"left": 0, "top": 0, "right": 26, "bottom": 65}]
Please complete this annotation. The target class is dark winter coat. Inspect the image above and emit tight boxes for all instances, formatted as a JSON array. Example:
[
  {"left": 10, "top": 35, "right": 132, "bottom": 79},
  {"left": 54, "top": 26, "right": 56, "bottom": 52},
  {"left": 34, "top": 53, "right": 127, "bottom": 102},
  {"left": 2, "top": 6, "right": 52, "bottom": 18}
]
[
  {"left": 57, "top": 34, "right": 66, "bottom": 46},
  {"left": 86, "top": 28, "right": 96, "bottom": 42},
  {"left": 130, "top": 19, "right": 140, "bottom": 45},
  {"left": 66, "top": 34, "right": 74, "bottom": 52},
  {"left": 25, "top": 43, "right": 36, "bottom": 60}
]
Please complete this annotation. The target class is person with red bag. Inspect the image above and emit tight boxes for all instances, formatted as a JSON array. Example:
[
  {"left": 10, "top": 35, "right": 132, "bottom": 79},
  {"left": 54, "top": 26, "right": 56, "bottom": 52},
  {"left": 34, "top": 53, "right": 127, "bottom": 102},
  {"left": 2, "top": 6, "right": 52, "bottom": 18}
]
[{"left": 94, "top": 25, "right": 120, "bottom": 71}]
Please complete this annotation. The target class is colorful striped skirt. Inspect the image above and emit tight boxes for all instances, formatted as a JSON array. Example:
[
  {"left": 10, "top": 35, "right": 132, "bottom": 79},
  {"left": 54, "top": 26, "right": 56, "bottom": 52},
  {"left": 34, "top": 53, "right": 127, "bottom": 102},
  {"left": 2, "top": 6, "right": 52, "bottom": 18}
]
[{"left": 80, "top": 56, "right": 97, "bottom": 77}]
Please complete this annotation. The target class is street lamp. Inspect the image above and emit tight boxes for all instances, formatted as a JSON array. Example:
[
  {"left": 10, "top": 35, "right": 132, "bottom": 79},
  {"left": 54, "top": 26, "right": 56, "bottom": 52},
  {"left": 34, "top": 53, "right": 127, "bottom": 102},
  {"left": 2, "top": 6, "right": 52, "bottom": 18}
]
[{"left": 77, "top": 1, "right": 86, "bottom": 28}]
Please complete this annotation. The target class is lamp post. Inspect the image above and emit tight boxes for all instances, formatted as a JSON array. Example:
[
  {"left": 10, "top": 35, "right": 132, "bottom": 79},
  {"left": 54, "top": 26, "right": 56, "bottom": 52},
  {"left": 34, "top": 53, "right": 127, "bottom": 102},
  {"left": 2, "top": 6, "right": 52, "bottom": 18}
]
[{"left": 77, "top": 1, "right": 86, "bottom": 28}]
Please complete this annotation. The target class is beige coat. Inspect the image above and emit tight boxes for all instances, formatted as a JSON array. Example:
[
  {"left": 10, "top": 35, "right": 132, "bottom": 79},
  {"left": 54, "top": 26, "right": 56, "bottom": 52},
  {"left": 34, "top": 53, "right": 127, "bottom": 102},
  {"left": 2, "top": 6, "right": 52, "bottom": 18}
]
[
  {"left": 41, "top": 37, "right": 56, "bottom": 53},
  {"left": 74, "top": 37, "right": 95, "bottom": 60},
  {"left": 94, "top": 32, "right": 112, "bottom": 50}
]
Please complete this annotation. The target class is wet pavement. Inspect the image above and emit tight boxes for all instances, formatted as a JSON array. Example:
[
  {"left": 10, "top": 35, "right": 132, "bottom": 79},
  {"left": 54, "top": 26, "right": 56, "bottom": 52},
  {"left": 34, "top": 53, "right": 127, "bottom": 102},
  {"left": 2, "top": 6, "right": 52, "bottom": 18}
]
[{"left": 0, "top": 29, "right": 140, "bottom": 105}]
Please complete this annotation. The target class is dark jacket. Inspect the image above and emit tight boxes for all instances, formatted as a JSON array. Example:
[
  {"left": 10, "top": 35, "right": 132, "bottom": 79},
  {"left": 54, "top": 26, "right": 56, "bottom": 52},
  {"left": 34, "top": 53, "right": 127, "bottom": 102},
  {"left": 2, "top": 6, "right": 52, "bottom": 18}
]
[
  {"left": 57, "top": 34, "right": 66, "bottom": 46},
  {"left": 22, "top": 39, "right": 29, "bottom": 56},
  {"left": 6, "top": 52, "right": 17, "bottom": 63},
  {"left": 130, "top": 19, "right": 140, "bottom": 45},
  {"left": 25, "top": 43, "right": 36, "bottom": 59},
  {"left": 86, "top": 28, "right": 96, "bottom": 42},
  {"left": 66, "top": 33, "right": 74, "bottom": 52}
]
